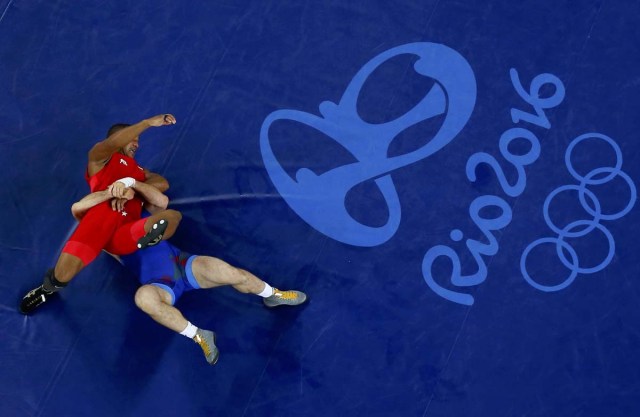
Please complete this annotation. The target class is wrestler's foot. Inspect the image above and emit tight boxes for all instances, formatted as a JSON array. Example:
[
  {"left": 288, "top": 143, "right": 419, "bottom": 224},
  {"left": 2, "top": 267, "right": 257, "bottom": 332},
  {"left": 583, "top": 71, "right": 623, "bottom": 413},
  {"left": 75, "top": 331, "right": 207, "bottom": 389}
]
[
  {"left": 263, "top": 289, "right": 307, "bottom": 308},
  {"left": 193, "top": 329, "right": 219, "bottom": 365},
  {"left": 137, "top": 219, "right": 168, "bottom": 249},
  {"left": 19, "top": 285, "right": 55, "bottom": 314}
]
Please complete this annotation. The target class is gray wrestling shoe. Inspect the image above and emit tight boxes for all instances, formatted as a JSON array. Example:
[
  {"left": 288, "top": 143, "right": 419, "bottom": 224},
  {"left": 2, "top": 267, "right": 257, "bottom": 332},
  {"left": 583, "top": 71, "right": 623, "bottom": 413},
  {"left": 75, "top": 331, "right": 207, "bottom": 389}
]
[
  {"left": 263, "top": 289, "right": 307, "bottom": 308},
  {"left": 193, "top": 329, "right": 220, "bottom": 365}
]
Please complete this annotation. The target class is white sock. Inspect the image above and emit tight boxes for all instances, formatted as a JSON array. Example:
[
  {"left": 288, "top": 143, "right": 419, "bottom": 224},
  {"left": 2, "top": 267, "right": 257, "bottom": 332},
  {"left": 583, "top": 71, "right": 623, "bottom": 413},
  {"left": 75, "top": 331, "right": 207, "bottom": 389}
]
[
  {"left": 179, "top": 321, "right": 198, "bottom": 338},
  {"left": 257, "top": 283, "right": 274, "bottom": 298}
]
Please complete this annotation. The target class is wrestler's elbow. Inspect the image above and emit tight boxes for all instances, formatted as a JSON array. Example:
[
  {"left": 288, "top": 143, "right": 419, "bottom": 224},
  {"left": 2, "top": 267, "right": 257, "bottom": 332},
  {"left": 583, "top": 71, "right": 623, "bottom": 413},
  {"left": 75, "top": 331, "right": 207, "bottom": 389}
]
[
  {"left": 71, "top": 204, "right": 82, "bottom": 221},
  {"left": 158, "top": 194, "right": 169, "bottom": 210}
]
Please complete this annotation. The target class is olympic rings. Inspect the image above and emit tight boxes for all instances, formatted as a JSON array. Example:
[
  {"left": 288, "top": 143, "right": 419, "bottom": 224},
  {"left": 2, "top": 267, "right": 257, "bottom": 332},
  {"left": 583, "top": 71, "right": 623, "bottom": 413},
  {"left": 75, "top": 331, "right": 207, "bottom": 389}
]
[
  {"left": 520, "top": 132, "right": 636, "bottom": 292},
  {"left": 521, "top": 237, "right": 578, "bottom": 292}
]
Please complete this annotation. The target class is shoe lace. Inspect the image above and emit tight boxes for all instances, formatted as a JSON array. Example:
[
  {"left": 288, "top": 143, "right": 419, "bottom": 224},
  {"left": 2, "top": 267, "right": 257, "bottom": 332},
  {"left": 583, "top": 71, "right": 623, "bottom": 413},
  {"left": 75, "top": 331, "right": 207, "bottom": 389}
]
[
  {"left": 273, "top": 289, "right": 297, "bottom": 300},
  {"left": 194, "top": 334, "right": 212, "bottom": 357},
  {"left": 25, "top": 286, "right": 45, "bottom": 300}
]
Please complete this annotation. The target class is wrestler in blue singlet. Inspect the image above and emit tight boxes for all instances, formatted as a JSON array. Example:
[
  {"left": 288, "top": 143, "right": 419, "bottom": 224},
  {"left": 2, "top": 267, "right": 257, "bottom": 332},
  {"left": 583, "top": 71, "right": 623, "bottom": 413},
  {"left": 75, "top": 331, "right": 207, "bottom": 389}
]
[{"left": 119, "top": 240, "right": 201, "bottom": 305}]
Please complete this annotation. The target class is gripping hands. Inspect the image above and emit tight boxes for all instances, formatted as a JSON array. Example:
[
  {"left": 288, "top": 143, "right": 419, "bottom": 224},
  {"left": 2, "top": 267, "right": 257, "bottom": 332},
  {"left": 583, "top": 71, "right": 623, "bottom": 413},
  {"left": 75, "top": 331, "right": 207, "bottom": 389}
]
[
  {"left": 109, "top": 177, "right": 136, "bottom": 198},
  {"left": 108, "top": 178, "right": 136, "bottom": 212}
]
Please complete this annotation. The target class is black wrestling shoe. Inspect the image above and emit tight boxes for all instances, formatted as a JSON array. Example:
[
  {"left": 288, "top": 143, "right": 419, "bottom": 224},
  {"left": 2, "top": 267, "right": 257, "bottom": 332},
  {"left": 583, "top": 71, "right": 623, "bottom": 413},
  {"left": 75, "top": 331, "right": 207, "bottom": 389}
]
[
  {"left": 137, "top": 219, "right": 168, "bottom": 249},
  {"left": 19, "top": 285, "right": 54, "bottom": 314}
]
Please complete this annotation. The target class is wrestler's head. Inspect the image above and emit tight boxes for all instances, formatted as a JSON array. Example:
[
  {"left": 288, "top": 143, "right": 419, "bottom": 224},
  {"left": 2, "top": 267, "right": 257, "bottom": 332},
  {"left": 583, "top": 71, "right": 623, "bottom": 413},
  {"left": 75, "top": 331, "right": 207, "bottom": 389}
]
[{"left": 107, "top": 123, "right": 138, "bottom": 158}]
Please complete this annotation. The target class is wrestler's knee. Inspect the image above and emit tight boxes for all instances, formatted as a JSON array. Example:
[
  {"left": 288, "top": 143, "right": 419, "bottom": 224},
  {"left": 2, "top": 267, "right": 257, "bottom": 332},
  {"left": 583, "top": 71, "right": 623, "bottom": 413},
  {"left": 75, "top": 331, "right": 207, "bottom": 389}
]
[
  {"left": 164, "top": 209, "right": 182, "bottom": 224},
  {"left": 134, "top": 285, "right": 163, "bottom": 312}
]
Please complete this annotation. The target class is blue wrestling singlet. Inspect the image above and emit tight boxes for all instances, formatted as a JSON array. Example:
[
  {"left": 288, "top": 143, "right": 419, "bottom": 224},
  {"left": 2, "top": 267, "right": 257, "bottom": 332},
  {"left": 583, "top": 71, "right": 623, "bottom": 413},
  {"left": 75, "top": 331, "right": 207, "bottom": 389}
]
[{"left": 119, "top": 241, "right": 201, "bottom": 305}]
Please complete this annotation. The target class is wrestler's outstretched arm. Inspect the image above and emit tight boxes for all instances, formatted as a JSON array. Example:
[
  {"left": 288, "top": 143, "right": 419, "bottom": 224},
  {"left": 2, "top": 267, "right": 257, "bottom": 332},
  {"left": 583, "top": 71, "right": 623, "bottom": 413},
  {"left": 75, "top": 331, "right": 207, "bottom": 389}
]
[{"left": 88, "top": 114, "right": 177, "bottom": 169}]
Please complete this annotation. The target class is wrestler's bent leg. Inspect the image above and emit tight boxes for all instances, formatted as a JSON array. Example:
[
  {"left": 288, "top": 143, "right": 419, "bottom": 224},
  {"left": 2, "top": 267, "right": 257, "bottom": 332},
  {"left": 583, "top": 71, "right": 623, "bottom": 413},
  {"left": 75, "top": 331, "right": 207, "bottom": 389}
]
[{"left": 134, "top": 284, "right": 219, "bottom": 365}]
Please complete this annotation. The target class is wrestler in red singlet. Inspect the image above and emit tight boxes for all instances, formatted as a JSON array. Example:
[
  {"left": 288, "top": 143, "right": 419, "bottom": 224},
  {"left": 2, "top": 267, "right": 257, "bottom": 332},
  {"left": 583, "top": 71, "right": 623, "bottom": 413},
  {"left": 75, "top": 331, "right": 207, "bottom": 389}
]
[{"left": 62, "top": 153, "right": 149, "bottom": 264}]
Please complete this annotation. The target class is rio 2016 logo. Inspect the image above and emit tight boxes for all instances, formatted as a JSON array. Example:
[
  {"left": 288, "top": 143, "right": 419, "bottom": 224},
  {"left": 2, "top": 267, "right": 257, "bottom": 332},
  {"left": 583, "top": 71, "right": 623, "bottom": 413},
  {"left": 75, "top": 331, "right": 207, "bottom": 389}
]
[{"left": 260, "top": 42, "right": 636, "bottom": 306}]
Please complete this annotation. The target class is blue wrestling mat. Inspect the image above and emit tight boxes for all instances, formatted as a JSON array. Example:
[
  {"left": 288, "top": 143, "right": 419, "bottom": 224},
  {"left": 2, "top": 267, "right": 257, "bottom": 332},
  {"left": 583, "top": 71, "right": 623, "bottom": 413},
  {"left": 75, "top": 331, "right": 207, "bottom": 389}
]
[{"left": 1, "top": 1, "right": 639, "bottom": 416}]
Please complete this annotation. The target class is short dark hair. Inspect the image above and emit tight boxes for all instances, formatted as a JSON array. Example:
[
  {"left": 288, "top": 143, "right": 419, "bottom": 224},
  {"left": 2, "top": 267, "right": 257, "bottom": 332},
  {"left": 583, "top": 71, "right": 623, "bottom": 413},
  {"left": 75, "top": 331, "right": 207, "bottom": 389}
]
[{"left": 107, "top": 123, "right": 131, "bottom": 138}]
